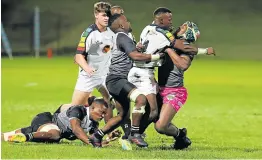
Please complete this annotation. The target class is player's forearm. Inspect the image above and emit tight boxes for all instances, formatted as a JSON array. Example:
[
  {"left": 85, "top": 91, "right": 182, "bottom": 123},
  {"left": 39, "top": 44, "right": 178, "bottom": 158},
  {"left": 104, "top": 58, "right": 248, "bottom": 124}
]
[
  {"left": 166, "top": 48, "right": 190, "bottom": 70},
  {"left": 129, "top": 51, "right": 152, "bottom": 61},
  {"left": 129, "top": 51, "right": 161, "bottom": 61},
  {"left": 72, "top": 126, "right": 90, "bottom": 145},
  {"left": 173, "top": 39, "right": 198, "bottom": 54},
  {"left": 74, "top": 54, "right": 91, "bottom": 72}
]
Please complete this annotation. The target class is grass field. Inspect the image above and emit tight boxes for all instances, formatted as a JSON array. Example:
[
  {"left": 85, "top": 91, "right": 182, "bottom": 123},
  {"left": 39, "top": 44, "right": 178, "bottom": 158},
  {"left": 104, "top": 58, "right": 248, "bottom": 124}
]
[{"left": 1, "top": 57, "right": 262, "bottom": 159}]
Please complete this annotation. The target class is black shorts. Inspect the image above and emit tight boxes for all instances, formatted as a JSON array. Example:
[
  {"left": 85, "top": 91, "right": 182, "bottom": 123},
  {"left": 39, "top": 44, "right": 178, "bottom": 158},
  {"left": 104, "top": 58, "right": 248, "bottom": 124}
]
[
  {"left": 30, "top": 112, "right": 53, "bottom": 132},
  {"left": 106, "top": 74, "right": 136, "bottom": 111},
  {"left": 106, "top": 74, "right": 135, "bottom": 96}
]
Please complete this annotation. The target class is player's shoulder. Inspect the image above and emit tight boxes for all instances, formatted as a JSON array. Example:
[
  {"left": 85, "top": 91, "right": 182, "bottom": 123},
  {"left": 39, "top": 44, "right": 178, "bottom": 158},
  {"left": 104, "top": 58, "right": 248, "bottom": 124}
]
[
  {"left": 155, "top": 26, "right": 175, "bottom": 42},
  {"left": 68, "top": 105, "right": 86, "bottom": 114},
  {"left": 141, "top": 24, "right": 156, "bottom": 34},
  {"left": 116, "top": 32, "right": 130, "bottom": 40},
  {"left": 81, "top": 24, "right": 98, "bottom": 37}
]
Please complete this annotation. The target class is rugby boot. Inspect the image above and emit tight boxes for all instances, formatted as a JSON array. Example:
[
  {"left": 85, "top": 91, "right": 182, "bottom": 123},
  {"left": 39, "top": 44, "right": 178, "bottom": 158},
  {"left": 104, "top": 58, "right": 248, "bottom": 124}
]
[
  {"left": 128, "top": 133, "right": 148, "bottom": 148},
  {"left": 8, "top": 133, "right": 26, "bottom": 143},
  {"left": 173, "top": 128, "right": 192, "bottom": 150}
]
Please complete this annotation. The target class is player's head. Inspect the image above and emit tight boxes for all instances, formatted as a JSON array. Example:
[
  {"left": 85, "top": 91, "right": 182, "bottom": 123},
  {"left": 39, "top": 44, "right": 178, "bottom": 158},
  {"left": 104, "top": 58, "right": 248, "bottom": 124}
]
[
  {"left": 109, "top": 14, "right": 131, "bottom": 33},
  {"left": 111, "top": 5, "right": 124, "bottom": 15},
  {"left": 94, "top": 2, "right": 112, "bottom": 27},
  {"left": 153, "top": 7, "right": 173, "bottom": 31},
  {"left": 88, "top": 96, "right": 108, "bottom": 122},
  {"left": 173, "top": 21, "right": 200, "bottom": 43}
]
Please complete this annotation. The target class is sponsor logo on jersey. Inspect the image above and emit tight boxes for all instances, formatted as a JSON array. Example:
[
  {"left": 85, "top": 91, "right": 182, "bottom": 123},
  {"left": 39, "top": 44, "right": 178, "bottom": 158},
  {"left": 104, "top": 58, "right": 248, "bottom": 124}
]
[{"left": 102, "top": 45, "right": 111, "bottom": 53}]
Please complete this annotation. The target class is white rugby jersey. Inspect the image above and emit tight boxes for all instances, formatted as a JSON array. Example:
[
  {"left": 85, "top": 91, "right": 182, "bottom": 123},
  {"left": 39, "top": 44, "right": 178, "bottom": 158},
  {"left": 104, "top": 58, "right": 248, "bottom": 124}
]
[
  {"left": 76, "top": 24, "right": 115, "bottom": 78},
  {"left": 133, "top": 24, "right": 175, "bottom": 68}
]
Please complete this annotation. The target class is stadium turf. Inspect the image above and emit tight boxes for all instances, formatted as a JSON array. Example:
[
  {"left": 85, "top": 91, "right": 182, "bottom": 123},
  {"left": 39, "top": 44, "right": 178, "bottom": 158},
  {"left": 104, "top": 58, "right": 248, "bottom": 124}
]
[{"left": 1, "top": 57, "right": 262, "bottom": 159}]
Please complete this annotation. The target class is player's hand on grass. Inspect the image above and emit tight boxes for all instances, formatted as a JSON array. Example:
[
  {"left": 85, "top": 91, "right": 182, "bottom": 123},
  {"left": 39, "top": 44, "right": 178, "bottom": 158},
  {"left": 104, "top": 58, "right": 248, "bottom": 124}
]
[
  {"left": 106, "top": 129, "right": 122, "bottom": 142},
  {"left": 207, "top": 47, "right": 215, "bottom": 56},
  {"left": 101, "top": 139, "right": 111, "bottom": 147}
]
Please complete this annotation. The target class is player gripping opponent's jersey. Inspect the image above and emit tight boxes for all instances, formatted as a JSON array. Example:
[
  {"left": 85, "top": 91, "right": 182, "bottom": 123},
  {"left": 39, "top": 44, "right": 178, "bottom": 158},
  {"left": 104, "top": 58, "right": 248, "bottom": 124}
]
[{"left": 128, "top": 24, "right": 174, "bottom": 95}]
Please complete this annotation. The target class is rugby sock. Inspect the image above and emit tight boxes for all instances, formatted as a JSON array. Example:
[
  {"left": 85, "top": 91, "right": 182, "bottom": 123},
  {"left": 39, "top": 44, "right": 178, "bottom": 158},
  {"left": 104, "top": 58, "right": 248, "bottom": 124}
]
[
  {"left": 131, "top": 126, "right": 140, "bottom": 136},
  {"left": 174, "top": 129, "right": 180, "bottom": 139},
  {"left": 94, "top": 129, "right": 104, "bottom": 139},
  {"left": 121, "top": 118, "right": 131, "bottom": 139},
  {"left": 25, "top": 133, "right": 34, "bottom": 141}
]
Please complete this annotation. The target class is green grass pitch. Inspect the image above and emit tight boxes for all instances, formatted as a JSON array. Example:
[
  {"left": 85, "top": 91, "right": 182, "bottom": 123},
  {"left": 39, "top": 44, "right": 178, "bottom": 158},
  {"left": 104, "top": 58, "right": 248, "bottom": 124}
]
[{"left": 1, "top": 57, "right": 262, "bottom": 159}]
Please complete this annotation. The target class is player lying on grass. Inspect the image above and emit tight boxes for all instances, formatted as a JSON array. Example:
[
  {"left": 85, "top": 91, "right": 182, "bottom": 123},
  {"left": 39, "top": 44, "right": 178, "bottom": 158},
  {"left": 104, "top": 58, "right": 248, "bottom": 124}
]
[
  {"left": 88, "top": 13, "right": 165, "bottom": 148},
  {"left": 1, "top": 97, "right": 113, "bottom": 146}
]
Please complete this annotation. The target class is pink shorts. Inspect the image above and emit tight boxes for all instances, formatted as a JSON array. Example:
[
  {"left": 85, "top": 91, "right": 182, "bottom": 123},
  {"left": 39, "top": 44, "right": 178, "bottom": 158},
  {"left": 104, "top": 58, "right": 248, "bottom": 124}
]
[{"left": 159, "top": 86, "right": 188, "bottom": 112}]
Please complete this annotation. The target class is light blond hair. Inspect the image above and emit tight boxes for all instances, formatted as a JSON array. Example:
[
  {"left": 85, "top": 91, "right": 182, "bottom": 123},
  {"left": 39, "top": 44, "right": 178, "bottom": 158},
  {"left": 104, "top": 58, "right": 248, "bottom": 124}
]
[{"left": 94, "top": 1, "right": 111, "bottom": 14}]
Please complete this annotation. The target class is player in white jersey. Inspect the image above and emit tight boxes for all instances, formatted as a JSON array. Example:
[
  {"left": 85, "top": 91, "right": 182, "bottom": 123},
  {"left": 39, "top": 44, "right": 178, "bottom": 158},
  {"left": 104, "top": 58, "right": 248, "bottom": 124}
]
[
  {"left": 129, "top": 8, "right": 215, "bottom": 142},
  {"left": 88, "top": 14, "right": 165, "bottom": 148},
  {"left": 61, "top": 2, "right": 114, "bottom": 118},
  {"left": 2, "top": 97, "right": 108, "bottom": 146}
]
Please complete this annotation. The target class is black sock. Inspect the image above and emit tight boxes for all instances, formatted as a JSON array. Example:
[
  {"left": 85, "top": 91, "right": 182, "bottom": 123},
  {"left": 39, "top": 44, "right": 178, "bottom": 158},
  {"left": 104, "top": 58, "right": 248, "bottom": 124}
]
[
  {"left": 131, "top": 126, "right": 139, "bottom": 136},
  {"left": 94, "top": 129, "right": 104, "bottom": 139},
  {"left": 24, "top": 133, "right": 34, "bottom": 141},
  {"left": 121, "top": 118, "right": 131, "bottom": 139},
  {"left": 174, "top": 128, "right": 183, "bottom": 140}
]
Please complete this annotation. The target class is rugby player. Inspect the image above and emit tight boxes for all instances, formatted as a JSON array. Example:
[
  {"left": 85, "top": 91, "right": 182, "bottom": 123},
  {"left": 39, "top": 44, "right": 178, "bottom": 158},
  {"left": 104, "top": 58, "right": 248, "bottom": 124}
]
[
  {"left": 88, "top": 14, "right": 165, "bottom": 148},
  {"left": 131, "top": 8, "right": 215, "bottom": 149},
  {"left": 2, "top": 97, "right": 109, "bottom": 146},
  {"left": 62, "top": 2, "right": 114, "bottom": 122}
]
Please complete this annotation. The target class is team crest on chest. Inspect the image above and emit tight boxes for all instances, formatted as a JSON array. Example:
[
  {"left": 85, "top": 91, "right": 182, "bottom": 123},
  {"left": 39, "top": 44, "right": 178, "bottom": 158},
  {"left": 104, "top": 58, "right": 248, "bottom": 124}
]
[{"left": 102, "top": 45, "right": 111, "bottom": 53}]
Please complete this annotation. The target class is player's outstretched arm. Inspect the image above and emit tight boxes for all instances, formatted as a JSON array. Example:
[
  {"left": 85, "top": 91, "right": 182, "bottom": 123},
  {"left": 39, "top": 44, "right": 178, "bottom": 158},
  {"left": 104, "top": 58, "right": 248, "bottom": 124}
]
[
  {"left": 70, "top": 118, "right": 90, "bottom": 145},
  {"left": 173, "top": 39, "right": 198, "bottom": 54},
  {"left": 165, "top": 48, "right": 192, "bottom": 71},
  {"left": 173, "top": 40, "right": 215, "bottom": 56}
]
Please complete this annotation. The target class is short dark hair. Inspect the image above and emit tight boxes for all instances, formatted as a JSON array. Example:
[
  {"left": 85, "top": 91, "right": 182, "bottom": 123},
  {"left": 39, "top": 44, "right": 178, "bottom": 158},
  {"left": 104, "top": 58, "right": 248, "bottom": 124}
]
[
  {"left": 108, "top": 13, "right": 122, "bottom": 26},
  {"left": 153, "top": 7, "right": 171, "bottom": 16},
  {"left": 88, "top": 96, "right": 108, "bottom": 108}
]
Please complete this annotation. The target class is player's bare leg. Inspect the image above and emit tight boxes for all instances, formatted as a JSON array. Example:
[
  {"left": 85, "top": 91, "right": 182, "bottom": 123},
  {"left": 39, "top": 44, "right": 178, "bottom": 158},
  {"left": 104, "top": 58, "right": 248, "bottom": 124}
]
[
  {"left": 155, "top": 104, "right": 191, "bottom": 149},
  {"left": 155, "top": 104, "right": 178, "bottom": 135},
  {"left": 56, "top": 90, "right": 91, "bottom": 113},
  {"left": 71, "top": 90, "right": 91, "bottom": 105},
  {"left": 127, "top": 89, "right": 148, "bottom": 147},
  {"left": 146, "top": 93, "right": 158, "bottom": 121},
  {"left": 5, "top": 124, "right": 61, "bottom": 143}
]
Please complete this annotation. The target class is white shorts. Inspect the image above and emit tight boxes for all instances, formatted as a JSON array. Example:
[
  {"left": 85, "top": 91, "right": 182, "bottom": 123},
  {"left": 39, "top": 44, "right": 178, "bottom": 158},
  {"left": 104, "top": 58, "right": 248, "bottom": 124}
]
[
  {"left": 74, "top": 74, "right": 107, "bottom": 92},
  {"left": 128, "top": 67, "right": 158, "bottom": 95}
]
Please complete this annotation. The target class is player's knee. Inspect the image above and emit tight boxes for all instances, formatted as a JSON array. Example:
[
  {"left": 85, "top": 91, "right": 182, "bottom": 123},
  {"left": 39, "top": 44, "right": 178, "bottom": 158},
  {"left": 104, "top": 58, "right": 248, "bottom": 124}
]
[
  {"left": 135, "top": 94, "right": 147, "bottom": 106},
  {"left": 130, "top": 89, "right": 147, "bottom": 106},
  {"left": 155, "top": 121, "right": 167, "bottom": 134},
  {"left": 49, "top": 130, "right": 61, "bottom": 140}
]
